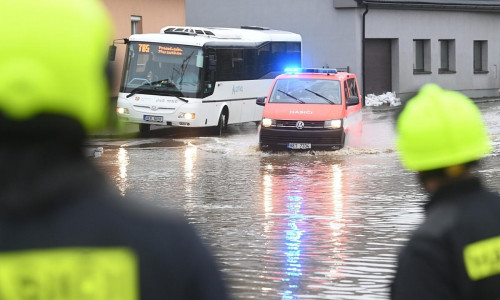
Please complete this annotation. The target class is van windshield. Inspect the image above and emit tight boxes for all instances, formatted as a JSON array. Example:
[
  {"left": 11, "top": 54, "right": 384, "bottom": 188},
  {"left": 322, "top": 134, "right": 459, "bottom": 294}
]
[
  {"left": 269, "top": 78, "right": 341, "bottom": 104},
  {"left": 120, "top": 42, "right": 204, "bottom": 98}
]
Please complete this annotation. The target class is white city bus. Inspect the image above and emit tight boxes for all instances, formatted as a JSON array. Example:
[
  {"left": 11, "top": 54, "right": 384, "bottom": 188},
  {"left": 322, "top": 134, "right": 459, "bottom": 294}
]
[{"left": 115, "top": 26, "right": 302, "bottom": 133}]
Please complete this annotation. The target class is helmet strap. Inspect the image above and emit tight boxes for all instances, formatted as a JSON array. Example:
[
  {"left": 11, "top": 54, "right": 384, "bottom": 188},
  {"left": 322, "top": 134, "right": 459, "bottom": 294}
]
[{"left": 444, "top": 165, "right": 465, "bottom": 178}]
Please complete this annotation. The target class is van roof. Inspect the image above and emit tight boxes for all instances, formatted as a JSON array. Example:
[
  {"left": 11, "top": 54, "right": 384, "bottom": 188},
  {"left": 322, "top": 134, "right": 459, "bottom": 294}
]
[{"left": 276, "top": 69, "right": 356, "bottom": 81}]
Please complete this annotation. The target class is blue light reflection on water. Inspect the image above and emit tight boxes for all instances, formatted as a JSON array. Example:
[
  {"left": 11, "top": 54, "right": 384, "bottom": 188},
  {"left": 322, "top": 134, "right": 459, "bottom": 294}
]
[
  {"left": 265, "top": 162, "right": 347, "bottom": 299},
  {"left": 282, "top": 193, "right": 304, "bottom": 300}
]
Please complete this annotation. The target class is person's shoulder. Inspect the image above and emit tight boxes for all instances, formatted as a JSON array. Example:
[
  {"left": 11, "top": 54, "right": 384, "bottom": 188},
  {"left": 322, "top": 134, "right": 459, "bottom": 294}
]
[
  {"left": 420, "top": 202, "right": 460, "bottom": 236},
  {"left": 410, "top": 186, "right": 500, "bottom": 247}
]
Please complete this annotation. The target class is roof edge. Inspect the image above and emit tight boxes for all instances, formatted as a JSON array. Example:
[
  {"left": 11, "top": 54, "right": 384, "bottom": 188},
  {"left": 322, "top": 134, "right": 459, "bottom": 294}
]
[{"left": 357, "top": 1, "right": 500, "bottom": 12}]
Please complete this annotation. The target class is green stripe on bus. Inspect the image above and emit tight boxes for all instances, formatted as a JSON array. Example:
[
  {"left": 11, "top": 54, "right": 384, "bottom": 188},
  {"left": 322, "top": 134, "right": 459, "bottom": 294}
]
[{"left": 0, "top": 247, "right": 138, "bottom": 300}]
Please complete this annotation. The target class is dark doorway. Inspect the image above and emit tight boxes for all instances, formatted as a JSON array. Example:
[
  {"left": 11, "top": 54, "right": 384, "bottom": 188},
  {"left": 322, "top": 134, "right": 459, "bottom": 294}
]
[{"left": 365, "top": 39, "right": 391, "bottom": 95}]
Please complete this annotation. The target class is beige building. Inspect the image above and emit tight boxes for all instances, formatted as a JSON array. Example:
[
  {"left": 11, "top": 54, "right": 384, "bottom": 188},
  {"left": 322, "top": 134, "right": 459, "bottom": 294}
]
[{"left": 101, "top": 0, "right": 186, "bottom": 95}]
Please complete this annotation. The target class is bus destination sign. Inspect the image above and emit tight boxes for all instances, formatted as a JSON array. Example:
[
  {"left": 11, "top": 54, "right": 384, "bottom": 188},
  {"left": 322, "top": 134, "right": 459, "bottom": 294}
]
[{"left": 138, "top": 43, "right": 183, "bottom": 56}]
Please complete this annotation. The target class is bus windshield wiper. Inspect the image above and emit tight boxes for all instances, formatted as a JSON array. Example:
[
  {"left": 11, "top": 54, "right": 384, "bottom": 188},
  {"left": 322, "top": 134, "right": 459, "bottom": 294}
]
[
  {"left": 278, "top": 89, "right": 305, "bottom": 104},
  {"left": 126, "top": 85, "right": 152, "bottom": 98},
  {"left": 305, "top": 89, "right": 335, "bottom": 104},
  {"left": 126, "top": 79, "right": 176, "bottom": 98},
  {"left": 175, "top": 96, "right": 188, "bottom": 103}
]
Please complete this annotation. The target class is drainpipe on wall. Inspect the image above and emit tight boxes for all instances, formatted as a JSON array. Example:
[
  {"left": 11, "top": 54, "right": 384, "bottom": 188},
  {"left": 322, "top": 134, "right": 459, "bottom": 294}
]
[{"left": 362, "top": 4, "right": 369, "bottom": 106}]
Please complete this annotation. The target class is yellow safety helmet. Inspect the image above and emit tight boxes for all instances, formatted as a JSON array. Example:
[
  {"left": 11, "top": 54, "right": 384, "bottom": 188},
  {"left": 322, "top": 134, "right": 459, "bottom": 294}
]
[
  {"left": 396, "top": 84, "right": 492, "bottom": 171},
  {"left": 0, "top": 0, "right": 113, "bottom": 132}
]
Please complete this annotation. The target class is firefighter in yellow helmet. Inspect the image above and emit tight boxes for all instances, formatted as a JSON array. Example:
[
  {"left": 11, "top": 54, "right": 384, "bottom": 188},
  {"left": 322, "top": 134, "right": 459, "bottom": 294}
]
[
  {"left": 391, "top": 84, "right": 500, "bottom": 300},
  {"left": 0, "top": 1, "right": 228, "bottom": 299}
]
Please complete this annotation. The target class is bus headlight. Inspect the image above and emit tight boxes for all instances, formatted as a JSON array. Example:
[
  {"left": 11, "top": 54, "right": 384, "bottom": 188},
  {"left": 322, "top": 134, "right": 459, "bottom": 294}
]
[
  {"left": 116, "top": 107, "right": 129, "bottom": 114},
  {"left": 261, "top": 118, "right": 275, "bottom": 128},
  {"left": 178, "top": 112, "right": 196, "bottom": 120},
  {"left": 324, "top": 119, "right": 342, "bottom": 129}
]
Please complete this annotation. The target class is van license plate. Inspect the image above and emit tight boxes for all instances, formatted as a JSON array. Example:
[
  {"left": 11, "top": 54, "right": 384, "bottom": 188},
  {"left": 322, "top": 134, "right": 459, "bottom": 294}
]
[
  {"left": 287, "top": 143, "right": 311, "bottom": 149},
  {"left": 144, "top": 115, "right": 163, "bottom": 122}
]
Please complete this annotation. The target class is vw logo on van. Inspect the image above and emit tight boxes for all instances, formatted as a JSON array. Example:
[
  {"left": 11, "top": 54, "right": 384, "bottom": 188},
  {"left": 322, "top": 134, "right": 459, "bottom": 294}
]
[{"left": 296, "top": 121, "right": 305, "bottom": 130}]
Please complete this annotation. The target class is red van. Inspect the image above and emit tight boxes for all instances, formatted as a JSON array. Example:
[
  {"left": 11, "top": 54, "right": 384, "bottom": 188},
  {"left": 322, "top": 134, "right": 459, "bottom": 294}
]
[{"left": 257, "top": 68, "right": 362, "bottom": 150}]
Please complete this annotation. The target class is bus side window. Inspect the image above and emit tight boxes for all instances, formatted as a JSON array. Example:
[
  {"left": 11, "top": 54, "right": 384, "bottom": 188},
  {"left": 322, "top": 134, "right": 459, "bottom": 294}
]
[
  {"left": 203, "top": 48, "right": 217, "bottom": 96},
  {"left": 285, "top": 42, "right": 301, "bottom": 69},
  {"left": 231, "top": 49, "right": 245, "bottom": 80},
  {"left": 216, "top": 49, "right": 233, "bottom": 81},
  {"left": 244, "top": 48, "right": 257, "bottom": 80},
  {"left": 257, "top": 43, "right": 271, "bottom": 78},
  {"left": 271, "top": 42, "right": 286, "bottom": 71}
]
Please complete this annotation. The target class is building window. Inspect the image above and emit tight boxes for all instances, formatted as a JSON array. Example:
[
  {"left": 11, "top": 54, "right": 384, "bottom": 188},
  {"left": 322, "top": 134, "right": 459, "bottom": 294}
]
[
  {"left": 413, "top": 39, "right": 431, "bottom": 74},
  {"left": 473, "top": 40, "right": 488, "bottom": 73},
  {"left": 439, "top": 39, "right": 456, "bottom": 74},
  {"left": 131, "top": 15, "right": 142, "bottom": 35}
]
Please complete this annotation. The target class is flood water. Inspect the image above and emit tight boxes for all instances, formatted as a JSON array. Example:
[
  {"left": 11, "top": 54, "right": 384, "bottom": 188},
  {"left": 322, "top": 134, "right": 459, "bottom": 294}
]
[{"left": 91, "top": 102, "right": 500, "bottom": 299}]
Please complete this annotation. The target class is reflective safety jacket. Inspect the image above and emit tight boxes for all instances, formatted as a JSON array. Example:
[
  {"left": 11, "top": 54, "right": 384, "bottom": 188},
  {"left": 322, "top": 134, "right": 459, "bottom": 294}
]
[
  {"left": 391, "top": 177, "right": 500, "bottom": 300},
  {"left": 0, "top": 116, "right": 228, "bottom": 300}
]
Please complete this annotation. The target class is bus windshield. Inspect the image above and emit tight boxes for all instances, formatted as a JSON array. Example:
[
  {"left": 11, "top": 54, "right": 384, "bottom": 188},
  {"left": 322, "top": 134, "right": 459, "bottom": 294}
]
[
  {"left": 269, "top": 79, "right": 341, "bottom": 105},
  {"left": 120, "top": 42, "right": 204, "bottom": 97}
]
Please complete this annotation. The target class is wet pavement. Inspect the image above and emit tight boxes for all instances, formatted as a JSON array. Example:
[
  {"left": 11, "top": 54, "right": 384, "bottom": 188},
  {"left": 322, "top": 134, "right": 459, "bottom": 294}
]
[{"left": 90, "top": 102, "right": 500, "bottom": 299}]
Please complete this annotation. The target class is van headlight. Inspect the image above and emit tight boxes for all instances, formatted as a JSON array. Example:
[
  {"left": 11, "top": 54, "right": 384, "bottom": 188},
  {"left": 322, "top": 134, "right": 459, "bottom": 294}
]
[
  {"left": 324, "top": 119, "right": 342, "bottom": 129},
  {"left": 178, "top": 112, "right": 196, "bottom": 120},
  {"left": 261, "top": 118, "right": 275, "bottom": 128}
]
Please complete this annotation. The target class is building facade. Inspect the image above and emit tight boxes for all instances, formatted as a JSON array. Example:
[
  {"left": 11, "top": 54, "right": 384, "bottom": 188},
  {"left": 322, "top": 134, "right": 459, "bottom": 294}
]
[
  {"left": 101, "top": 0, "right": 186, "bottom": 95},
  {"left": 358, "top": 0, "right": 500, "bottom": 100},
  {"left": 186, "top": 0, "right": 500, "bottom": 101}
]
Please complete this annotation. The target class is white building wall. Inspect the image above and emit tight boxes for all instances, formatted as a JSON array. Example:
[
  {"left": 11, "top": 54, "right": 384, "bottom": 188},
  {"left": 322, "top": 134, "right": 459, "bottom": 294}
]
[{"left": 366, "top": 9, "right": 500, "bottom": 99}]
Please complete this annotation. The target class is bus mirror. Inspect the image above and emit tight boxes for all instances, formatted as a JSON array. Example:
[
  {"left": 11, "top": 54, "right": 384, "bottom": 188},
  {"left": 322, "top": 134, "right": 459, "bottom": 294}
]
[
  {"left": 108, "top": 39, "right": 128, "bottom": 61},
  {"left": 346, "top": 96, "right": 359, "bottom": 106},
  {"left": 108, "top": 45, "right": 117, "bottom": 61},
  {"left": 256, "top": 97, "right": 266, "bottom": 106}
]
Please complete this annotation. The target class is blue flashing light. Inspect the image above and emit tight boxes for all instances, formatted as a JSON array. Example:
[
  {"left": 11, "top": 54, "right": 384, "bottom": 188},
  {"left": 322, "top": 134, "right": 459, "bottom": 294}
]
[
  {"left": 284, "top": 67, "right": 301, "bottom": 74},
  {"left": 284, "top": 68, "right": 338, "bottom": 74}
]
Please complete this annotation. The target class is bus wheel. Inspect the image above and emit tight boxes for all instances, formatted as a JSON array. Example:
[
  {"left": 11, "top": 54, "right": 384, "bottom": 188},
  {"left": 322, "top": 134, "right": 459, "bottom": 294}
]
[
  {"left": 215, "top": 111, "right": 227, "bottom": 136},
  {"left": 139, "top": 123, "right": 150, "bottom": 133}
]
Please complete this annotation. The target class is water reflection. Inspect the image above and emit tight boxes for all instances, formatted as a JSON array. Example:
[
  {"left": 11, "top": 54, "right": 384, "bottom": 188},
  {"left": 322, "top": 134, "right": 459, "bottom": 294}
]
[
  {"left": 329, "top": 164, "right": 346, "bottom": 281},
  {"left": 262, "top": 160, "right": 347, "bottom": 299},
  {"left": 263, "top": 168, "right": 274, "bottom": 233},
  {"left": 283, "top": 193, "right": 304, "bottom": 300},
  {"left": 116, "top": 147, "right": 129, "bottom": 196},
  {"left": 183, "top": 143, "right": 198, "bottom": 213}
]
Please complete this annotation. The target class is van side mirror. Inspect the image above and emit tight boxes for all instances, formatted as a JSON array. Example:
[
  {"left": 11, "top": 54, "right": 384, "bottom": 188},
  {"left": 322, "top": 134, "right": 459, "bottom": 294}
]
[
  {"left": 346, "top": 96, "right": 359, "bottom": 106},
  {"left": 256, "top": 97, "right": 266, "bottom": 106}
]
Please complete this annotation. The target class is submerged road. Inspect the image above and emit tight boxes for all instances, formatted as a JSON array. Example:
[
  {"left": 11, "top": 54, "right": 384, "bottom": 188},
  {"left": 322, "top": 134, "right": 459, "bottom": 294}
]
[{"left": 90, "top": 102, "right": 500, "bottom": 299}]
